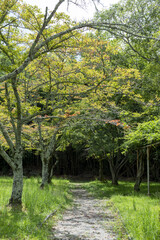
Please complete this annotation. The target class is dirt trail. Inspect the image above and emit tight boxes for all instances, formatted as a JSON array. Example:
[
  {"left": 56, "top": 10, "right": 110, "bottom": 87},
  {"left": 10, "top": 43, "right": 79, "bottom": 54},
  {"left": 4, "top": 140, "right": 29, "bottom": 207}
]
[{"left": 51, "top": 184, "right": 118, "bottom": 240}]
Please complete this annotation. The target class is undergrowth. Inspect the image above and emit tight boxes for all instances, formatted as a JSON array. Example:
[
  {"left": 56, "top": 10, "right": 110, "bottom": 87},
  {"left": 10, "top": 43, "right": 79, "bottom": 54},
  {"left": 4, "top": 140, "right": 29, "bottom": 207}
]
[
  {"left": 83, "top": 180, "right": 160, "bottom": 240},
  {"left": 0, "top": 177, "right": 72, "bottom": 240}
]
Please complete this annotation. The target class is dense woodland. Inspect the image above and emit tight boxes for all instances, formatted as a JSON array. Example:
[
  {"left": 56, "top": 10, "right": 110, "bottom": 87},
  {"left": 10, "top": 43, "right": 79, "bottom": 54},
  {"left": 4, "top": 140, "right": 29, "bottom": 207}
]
[{"left": 0, "top": 0, "right": 160, "bottom": 206}]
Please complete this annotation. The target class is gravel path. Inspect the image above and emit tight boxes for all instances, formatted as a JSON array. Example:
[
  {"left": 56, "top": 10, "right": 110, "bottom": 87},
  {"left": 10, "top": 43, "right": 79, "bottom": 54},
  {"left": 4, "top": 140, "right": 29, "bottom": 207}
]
[{"left": 51, "top": 184, "right": 118, "bottom": 240}]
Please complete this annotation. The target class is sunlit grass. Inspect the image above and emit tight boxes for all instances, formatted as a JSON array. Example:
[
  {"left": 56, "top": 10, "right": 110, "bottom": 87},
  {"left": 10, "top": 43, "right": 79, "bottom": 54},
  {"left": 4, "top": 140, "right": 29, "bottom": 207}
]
[
  {"left": 83, "top": 180, "right": 160, "bottom": 240},
  {"left": 0, "top": 177, "right": 72, "bottom": 240}
]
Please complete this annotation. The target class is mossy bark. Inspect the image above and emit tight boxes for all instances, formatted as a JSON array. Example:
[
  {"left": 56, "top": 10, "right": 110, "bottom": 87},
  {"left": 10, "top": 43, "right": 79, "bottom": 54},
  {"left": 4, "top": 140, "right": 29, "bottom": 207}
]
[
  {"left": 40, "top": 156, "right": 49, "bottom": 188},
  {"left": 9, "top": 155, "right": 23, "bottom": 205}
]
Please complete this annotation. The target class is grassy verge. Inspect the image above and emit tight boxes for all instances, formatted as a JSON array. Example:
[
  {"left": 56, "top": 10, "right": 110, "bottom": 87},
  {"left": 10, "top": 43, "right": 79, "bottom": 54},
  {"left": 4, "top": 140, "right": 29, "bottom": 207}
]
[
  {"left": 83, "top": 180, "right": 160, "bottom": 240},
  {"left": 0, "top": 177, "right": 72, "bottom": 240}
]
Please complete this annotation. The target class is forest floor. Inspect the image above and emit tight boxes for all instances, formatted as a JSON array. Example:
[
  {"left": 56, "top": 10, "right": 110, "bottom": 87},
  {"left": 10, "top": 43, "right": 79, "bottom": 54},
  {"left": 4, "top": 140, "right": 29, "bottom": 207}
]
[{"left": 51, "top": 183, "right": 121, "bottom": 240}]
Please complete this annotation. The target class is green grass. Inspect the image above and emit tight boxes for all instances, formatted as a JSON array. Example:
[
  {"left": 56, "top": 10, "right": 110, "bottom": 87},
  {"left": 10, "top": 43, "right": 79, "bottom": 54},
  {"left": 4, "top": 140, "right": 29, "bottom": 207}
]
[
  {"left": 83, "top": 180, "right": 160, "bottom": 240},
  {"left": 0, "top": 177, "right": 72, "bottom": 240},
  {"left": 1, "top": 177, "right": 160, "bottom": 240}
]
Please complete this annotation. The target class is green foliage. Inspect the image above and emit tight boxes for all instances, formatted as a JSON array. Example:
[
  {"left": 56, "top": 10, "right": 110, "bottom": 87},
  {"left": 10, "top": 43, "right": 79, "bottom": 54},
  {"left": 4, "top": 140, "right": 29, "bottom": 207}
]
[
  {"left": 0, "top": 177, "right": 72, "bottom": 240},
  {"left": 95, "top": 0, "right": 160, "bottom": 116},
  {"left": 123, "top": 119, "right": 160, "bottom": 150}
]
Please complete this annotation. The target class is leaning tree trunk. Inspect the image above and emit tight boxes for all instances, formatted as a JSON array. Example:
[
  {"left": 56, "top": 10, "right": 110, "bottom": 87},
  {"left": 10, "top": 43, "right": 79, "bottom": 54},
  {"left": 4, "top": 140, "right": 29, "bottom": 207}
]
[
  {"left": 48, "top": 158, "right": 54, "bottom": 184},
  {"left": 38, "top": 121, "right": 59, "bottom": 188},
  {"left": 48, "top": 157, "right": 59, "bottom": 183},
  {"left": 0, "top": 147, "right": 24, "bottom": 206},
  {"left": 9, "top": 152, "right": 23, "bottom": 205},
  {"left": 134, "top": 150, "right": 144, "bottom": 191}
]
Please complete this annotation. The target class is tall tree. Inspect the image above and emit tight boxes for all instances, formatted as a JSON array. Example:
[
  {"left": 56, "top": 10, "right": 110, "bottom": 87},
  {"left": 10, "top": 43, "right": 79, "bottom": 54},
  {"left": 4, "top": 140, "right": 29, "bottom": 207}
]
[{"left": 0, "top": 0, "right": 103, "bottom": 205}]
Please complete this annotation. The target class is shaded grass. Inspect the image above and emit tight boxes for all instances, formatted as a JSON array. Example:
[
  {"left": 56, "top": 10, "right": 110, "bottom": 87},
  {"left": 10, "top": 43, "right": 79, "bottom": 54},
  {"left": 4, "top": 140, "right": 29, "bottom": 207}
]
[
  {"left": 0, "top": 177, "right": 72, "bottom": 240},
  {"left": 83, "top": 180, "right": 160, "bottom": 240}
]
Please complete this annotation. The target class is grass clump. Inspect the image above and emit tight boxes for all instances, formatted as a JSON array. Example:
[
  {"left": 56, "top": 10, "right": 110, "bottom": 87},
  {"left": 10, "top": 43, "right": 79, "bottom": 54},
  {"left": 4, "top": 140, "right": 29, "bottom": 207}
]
[
  {"left": 83, "top": 180, "right": 160, "bottom": 240},
  {"left": 0, "top": 177, "right": 72, "bottom": 240}
]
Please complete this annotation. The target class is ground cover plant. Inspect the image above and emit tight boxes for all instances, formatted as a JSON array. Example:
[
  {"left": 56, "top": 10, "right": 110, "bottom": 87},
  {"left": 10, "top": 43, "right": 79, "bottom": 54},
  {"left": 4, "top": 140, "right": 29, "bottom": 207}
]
[
  {"left": 0, "top": 177, "right": 72, "bottom": 240},
  {"left": 83, "top": 180, "right": 160, "bottom": 240}
]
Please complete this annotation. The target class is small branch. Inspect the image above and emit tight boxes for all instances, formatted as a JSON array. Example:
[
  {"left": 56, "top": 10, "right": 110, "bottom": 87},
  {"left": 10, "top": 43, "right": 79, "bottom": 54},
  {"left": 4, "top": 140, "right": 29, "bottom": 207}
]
[
  {"left": 124, "top": 38, "right": 156, "bottom": 63},
  {"left": 50, "top": 159, "right": 59, "bottom": 179},
  {"left": 40, "top": 208, "right": 60, "bottom": 227},
  {"left": 140, "top": 141, "right": 160, "bottom": 149}
]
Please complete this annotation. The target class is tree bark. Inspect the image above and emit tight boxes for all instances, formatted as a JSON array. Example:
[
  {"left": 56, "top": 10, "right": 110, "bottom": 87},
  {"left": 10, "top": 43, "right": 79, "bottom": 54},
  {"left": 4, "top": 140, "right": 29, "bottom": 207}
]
[
  {"left": 37, "top": 121, "right": 59, "bottom": 187},
  {"left": 41, "top": 156, "right": 58, "bottom": 186},
  {"left": 134, "top": 150, "right": 144, "bottom": 191},
  {"left": 108, "top": 157, "right": 118, "bottom": 185},
  {"left": 9, "top": 154, "right": 23, "bottom": 205},
  {"left": 41, "top": 156, "right": 49, "bottom": 188},
  {"left": 48, "top": 158, "right": 59, "bottom": 183},
  {"left": 110, "top": 168, "right": 118, "bottom": 185}
]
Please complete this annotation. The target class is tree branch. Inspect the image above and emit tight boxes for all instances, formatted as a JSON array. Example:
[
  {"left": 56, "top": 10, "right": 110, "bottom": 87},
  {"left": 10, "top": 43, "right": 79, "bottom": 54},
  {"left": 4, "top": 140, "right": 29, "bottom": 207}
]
[
  {"left": 11, "top": 77, "right": 22, "bottom": 147},
  {"left": 0, "top": 121, "right": 15, "bottom": 153},
  {"left": 5, "top": 82, "right": 17, "bottom": 137},
  {"left": 0, "top": 145, "right": 15, "bottom": 170}
]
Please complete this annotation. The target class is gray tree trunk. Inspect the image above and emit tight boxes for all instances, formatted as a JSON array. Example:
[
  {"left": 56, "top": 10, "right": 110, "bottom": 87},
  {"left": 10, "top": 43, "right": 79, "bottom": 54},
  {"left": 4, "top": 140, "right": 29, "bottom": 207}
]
[
  {"left": 37, "top": 121, "right": 59, "bottom": 187},
  {"left": 41, "top": 158, "right": 49, "bottom": 188},
  {"left": 110, "top": 167, "right": 118, "bottom": 185},
  {"left": 41, "top": 157, "right": 59, "bottom": 187},
  {"left": 9, "top": 157, "right": 23, "bottom": 205}
]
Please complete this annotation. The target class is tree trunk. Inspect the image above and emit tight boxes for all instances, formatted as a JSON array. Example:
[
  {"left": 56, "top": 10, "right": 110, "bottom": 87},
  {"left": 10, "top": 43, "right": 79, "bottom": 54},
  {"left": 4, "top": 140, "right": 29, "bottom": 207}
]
[
  {"left": 9, "top": 155, "right": 23, "bottom": 205},
  {"left": 41, "top": 155, "right": 58, "bottom": 187},
  {"left": 110, "top": 169, "right": 118, "bottom": 185},
  {"left": 48, "top": 157, "right": 59, "bottom": 183},
  {"left": 108, "top": 158, "right": 118, "bottom": 185},
  {"left": 38, "top": 124, "right": 59, "bottom": 187},
  {"left": 41, "top": 158, "right": 49, "bottom": 188},
  {"left": 134, "top": 150, "right": 144, "bottom": 191},
  {"left": 48, "top": 158, "right": 53, "bottom": 184}
]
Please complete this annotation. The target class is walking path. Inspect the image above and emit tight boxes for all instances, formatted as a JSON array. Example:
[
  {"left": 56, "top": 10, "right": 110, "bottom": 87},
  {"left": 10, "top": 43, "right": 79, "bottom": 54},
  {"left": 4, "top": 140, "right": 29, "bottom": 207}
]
[{"left": 51, "top": 184, "right": 119, "bottom": 240}]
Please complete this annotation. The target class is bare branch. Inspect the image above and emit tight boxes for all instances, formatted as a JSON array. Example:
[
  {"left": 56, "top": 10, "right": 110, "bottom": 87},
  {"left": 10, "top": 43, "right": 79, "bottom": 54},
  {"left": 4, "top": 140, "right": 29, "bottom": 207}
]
[
  {"left": 0, "top": 17, "right": 159, "bottom": 84},
  {"left": 29, "top": 0, "right": 65, "bottom": 57}
]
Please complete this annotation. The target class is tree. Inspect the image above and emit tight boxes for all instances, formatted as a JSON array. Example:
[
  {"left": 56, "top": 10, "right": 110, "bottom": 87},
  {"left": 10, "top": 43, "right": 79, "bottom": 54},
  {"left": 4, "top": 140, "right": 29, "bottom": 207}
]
[
  {"left": 21, "top": 37, "right": 106, "bottom": 186},
  {"left": 123, "top": 119, "right": 160, "bottom": 191},
  {"left": 0, "top": 0, "right": 103, "bottom": 205},
  {"left": 0, "top": 79, "right": 24, "bottom": 205},
  {"left": 95, "top": 0, "right": 160, "bottom": 113},
  {"left": 55, "top": 34, "right": 143, "bottom": 184}
]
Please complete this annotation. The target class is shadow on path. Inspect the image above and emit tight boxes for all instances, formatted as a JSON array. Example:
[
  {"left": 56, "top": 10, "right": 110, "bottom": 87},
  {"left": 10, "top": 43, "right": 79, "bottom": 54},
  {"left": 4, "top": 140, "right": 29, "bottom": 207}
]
[{"left": 51, "top": 184, "right": 118, "bottom": 240}]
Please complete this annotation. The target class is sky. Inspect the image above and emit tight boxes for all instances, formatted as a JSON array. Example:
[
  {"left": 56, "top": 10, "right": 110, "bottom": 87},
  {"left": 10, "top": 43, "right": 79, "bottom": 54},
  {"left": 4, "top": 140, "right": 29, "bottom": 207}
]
[{"left": 23, "top": 0, "right": 120, "bottom": 21}]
